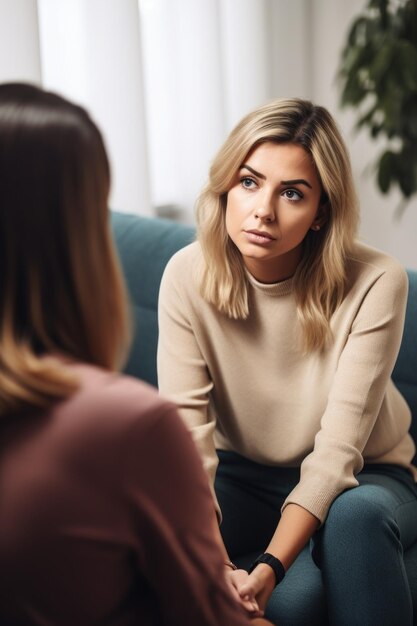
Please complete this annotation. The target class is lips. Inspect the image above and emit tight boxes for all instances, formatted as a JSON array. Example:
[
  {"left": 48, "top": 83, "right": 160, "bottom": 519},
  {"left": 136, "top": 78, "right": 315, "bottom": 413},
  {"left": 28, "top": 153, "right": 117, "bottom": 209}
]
[
  {"left": 244, "top": 229, "right": 276, "bottom": 244},
  {"left": 246, "top": 229, "right": 275, "bottom": 240}
]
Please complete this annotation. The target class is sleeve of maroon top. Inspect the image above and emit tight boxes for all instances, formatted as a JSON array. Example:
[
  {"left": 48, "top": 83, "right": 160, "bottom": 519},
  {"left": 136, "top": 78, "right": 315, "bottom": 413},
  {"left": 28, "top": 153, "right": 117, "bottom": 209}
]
[{"left": 122, "top": 403, "right": 252, "bottom": 626}]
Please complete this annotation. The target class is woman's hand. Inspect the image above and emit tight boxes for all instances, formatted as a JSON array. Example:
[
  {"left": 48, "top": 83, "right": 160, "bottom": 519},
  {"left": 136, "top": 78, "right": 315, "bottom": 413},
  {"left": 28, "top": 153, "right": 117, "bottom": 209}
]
[
  {"left": 224, "top": 566, "right": 264, "bottom": 617},
  {"left": 236, "top": 563, "right": 276, "bottom": 612}
]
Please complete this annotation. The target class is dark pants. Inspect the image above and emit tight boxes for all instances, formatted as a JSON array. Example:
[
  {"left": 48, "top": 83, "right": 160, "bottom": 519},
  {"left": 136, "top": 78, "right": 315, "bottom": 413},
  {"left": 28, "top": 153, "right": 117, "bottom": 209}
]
[{"left": 215, "top": 450, "right": 417, "bottom": 626}]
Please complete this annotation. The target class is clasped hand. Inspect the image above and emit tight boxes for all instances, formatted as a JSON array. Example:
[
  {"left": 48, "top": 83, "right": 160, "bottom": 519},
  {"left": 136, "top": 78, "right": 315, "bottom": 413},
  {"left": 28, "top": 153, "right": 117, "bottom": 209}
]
[{"left": 225, "top": 563, "right": 276, "bottom": 618}]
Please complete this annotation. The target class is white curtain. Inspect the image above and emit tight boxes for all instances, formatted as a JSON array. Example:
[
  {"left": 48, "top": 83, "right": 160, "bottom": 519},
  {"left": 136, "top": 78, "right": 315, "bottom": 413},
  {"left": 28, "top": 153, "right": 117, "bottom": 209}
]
[
  {"left": 0, "top": 0, "right": 42, "bottom": 84},
  {"left": 37, "top": 0, "right": 151, "bottom": 217}
]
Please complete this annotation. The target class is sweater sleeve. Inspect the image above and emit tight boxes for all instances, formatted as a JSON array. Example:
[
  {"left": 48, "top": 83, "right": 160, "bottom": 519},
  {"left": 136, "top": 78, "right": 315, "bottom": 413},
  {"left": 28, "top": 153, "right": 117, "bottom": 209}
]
[
  {"left": 282, "top": 262, "right": 409, "bottom": 523},
  {"left": 157, "top": 251, "right": 220, "bottom": 508},
  {"left": 123, "top": 405, "right": 252, "bottom": 626}
]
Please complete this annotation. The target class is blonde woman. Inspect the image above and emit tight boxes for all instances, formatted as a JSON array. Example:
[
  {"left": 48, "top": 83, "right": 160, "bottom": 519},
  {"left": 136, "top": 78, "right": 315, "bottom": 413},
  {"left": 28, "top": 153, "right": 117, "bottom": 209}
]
[
  {"left": 0, "top": 83, "right": 273, "bottom": 626},
  {"left": 158, "top": 98, "right": 417, "bottom": 625}
]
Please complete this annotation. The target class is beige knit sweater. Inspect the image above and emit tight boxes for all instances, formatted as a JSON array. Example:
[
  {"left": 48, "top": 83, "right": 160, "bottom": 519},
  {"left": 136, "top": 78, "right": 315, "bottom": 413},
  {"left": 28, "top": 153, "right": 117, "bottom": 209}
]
[{"left": 157, "top": 240, "right": 417, "bottom": 522}]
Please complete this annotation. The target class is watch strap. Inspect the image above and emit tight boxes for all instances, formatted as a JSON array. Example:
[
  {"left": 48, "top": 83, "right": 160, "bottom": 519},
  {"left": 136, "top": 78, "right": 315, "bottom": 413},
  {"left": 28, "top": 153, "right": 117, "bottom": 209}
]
[{"left": 249, "top": 552, "right": 285, "bottom": 586}]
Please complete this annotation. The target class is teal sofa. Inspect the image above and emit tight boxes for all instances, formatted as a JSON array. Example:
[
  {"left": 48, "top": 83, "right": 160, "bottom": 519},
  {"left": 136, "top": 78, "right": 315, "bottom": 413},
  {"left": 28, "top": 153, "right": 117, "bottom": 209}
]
[{"left": 111, "top": 210, "right": 417, "bottom": 625}]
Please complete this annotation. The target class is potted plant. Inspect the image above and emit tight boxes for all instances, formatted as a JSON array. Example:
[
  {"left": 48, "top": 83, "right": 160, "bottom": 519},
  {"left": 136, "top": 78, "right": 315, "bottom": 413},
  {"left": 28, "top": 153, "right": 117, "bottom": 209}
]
[{"left": 338, "top": 0, "right": 417, "bottom": 215}]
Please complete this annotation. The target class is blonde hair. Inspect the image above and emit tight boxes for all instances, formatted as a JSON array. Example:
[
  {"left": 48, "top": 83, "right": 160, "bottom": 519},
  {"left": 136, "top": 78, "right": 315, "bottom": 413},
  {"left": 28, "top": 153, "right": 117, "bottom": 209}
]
[
  {"left": 0, "top": 83, "right": 130, "bottom": 414},
  {"left": 196, "top": 98, "right": 359, "bottom": 351}
]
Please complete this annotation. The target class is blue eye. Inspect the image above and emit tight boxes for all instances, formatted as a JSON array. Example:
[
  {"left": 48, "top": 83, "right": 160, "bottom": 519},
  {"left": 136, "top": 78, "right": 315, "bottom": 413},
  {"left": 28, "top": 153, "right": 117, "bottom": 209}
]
[
  {"left": 240, "top": 177, "right": 256, "bottom": 190},
  {"left": 282, "top": 189, "right": 303, "bottom": 201}
]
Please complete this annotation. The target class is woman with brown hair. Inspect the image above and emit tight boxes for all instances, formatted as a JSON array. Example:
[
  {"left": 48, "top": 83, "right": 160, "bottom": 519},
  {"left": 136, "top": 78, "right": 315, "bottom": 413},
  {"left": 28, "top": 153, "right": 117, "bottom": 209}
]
[{"left": 0, "top": 82, "right": 271, "bottom": 626}]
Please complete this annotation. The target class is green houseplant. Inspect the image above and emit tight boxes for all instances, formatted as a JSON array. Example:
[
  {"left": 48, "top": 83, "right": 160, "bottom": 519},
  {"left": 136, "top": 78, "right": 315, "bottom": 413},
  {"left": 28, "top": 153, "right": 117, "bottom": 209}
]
[{"left": 338, "top": 0, "right": 417, "bottom": 214}]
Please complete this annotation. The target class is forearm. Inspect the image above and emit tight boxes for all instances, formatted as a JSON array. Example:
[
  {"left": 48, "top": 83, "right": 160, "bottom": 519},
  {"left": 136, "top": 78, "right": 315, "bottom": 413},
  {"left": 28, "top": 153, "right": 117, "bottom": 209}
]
[
  {"left": 266, "top": 502, "right": 320, "bottom": 570},
  {"left": 240, "top": 503, "right": 320, "bottom": 609}
]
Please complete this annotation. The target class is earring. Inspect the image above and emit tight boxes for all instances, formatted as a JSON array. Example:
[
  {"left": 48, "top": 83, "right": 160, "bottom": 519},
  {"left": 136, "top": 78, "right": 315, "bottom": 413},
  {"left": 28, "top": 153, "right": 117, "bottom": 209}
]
[{"left": 311, "top": 224, "right": 320, "bottom": 231}]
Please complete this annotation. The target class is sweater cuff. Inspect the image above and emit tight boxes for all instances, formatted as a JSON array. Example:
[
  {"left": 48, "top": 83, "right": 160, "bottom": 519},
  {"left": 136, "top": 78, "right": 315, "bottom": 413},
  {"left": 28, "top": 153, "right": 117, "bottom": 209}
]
[{"left": 281, "top": 466, "right": 361, "bottom": 524}]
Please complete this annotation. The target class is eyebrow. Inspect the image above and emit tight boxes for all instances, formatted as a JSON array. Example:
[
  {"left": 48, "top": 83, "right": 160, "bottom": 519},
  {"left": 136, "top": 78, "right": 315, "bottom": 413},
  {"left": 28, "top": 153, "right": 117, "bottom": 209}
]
[
  {"left": 281, "top": 178, "right": 312, "bottom": 189},
  {"left": 240, "top": 165, "right": 312, "bottom": 189},
  {"left": 240, "top": 164, "right": 266, "bottom": 179}
]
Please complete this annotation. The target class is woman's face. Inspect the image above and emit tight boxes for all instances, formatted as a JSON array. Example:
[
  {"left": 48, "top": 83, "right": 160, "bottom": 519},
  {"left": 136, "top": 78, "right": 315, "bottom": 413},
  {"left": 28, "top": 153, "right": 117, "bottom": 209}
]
[{"left": 225, "top": 141, "right": 324, "bottom": 283}]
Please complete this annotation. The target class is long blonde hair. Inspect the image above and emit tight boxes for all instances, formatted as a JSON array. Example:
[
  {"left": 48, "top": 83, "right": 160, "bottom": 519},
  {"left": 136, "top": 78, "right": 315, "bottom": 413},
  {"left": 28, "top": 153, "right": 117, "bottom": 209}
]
[
  {"left": 196, "top": 98, "right": 359, "bottom": 351},
  {"left": 0, "top": 83, "right": 130, "bottom": 414}
]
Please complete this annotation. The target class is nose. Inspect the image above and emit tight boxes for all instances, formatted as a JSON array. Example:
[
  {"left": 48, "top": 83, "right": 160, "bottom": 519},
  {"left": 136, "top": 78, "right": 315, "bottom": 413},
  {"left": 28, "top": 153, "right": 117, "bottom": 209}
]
[{"left": 254, "top": 191, "right": 276, "bottom": 222}]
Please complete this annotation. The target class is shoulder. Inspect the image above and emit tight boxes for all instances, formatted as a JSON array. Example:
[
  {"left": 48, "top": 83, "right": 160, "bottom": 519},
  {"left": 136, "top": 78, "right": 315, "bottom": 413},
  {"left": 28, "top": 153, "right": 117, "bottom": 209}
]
[
  {"left": 162, "top": 241, "right": 202, "bottom": 276},
  {"left": 159, "top": 241, "right": 203, "bottom": 301},
  {"left": 346, "top": 241, "right": 408, "bottom": 293},
  {"left": 57, "top": 361, "right": 176, "bottom": 436}
]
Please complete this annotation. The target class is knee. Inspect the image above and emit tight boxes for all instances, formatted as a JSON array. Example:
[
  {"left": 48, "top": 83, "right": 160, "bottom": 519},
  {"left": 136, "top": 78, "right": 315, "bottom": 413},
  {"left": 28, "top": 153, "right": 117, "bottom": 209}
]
[
  {"left": 312, "top": 486, "right": 401, "bottom": 570},
  {"left": 323, "top": 485, "right": 400, "bottom": 541}
]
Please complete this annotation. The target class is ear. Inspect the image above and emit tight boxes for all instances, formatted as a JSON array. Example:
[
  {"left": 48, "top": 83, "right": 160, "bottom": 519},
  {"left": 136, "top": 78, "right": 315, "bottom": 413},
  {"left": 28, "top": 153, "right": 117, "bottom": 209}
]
[{"left": 310, "top": 199, "right": 329, "bottom": 232}]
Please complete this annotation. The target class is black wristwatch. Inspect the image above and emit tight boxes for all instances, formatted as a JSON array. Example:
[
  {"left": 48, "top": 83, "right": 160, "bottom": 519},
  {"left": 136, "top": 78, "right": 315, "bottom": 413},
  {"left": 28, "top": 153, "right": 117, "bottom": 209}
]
[{"left": 249, "top": 552, "right": 286, "bottom": 586}]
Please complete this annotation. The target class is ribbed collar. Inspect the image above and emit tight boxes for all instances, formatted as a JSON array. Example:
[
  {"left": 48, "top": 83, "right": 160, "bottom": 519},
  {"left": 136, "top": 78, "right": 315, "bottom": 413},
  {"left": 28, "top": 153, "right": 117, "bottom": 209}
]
[{"left": 245, "top": 270, "right": 294, "bottom": 296}]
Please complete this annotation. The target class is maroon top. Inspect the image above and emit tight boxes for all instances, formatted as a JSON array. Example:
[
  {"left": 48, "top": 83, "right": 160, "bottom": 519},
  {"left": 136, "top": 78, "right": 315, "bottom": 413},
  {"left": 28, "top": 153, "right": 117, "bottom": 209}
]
[{"left": 0, "top": 362, "right": 252, "bottom": 625}]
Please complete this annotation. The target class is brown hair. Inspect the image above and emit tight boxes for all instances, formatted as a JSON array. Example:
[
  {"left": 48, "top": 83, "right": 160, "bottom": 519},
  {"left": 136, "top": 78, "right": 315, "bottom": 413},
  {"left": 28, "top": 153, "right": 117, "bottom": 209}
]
[{"left": 0, "top": 83, "right": 130, "bottom": 414}]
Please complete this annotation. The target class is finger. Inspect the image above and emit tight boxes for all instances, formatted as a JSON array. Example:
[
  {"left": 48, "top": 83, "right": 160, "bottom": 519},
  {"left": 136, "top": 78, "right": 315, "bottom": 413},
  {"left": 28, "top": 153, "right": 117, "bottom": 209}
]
[
  {"left": 246, "top": 607, "right": 264, "bottom": 618},
  {"left": 224, "top": 571, "right": 258, "bottom": 611},
  {"left": 239, "top": 581, "right": 259, "bottom": 597},
  {"left": 229, "top": 590, "right": 260, "bottom": 615},
  {"left": 241, "top": 598, "right": 262, "bottom": 616}
]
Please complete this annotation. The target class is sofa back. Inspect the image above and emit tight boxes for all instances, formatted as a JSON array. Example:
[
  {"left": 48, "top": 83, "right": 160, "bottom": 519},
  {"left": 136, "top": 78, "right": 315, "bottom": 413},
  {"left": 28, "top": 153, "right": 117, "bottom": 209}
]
[
  {"left": 111, "top": 211, "right": 417, "bottom": 464},
  {"left": 392, "top": 266, "right": 417, "bottom": 462},
  {"left": 111, "top": 211, "right": 195, "bottom": 387}
]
